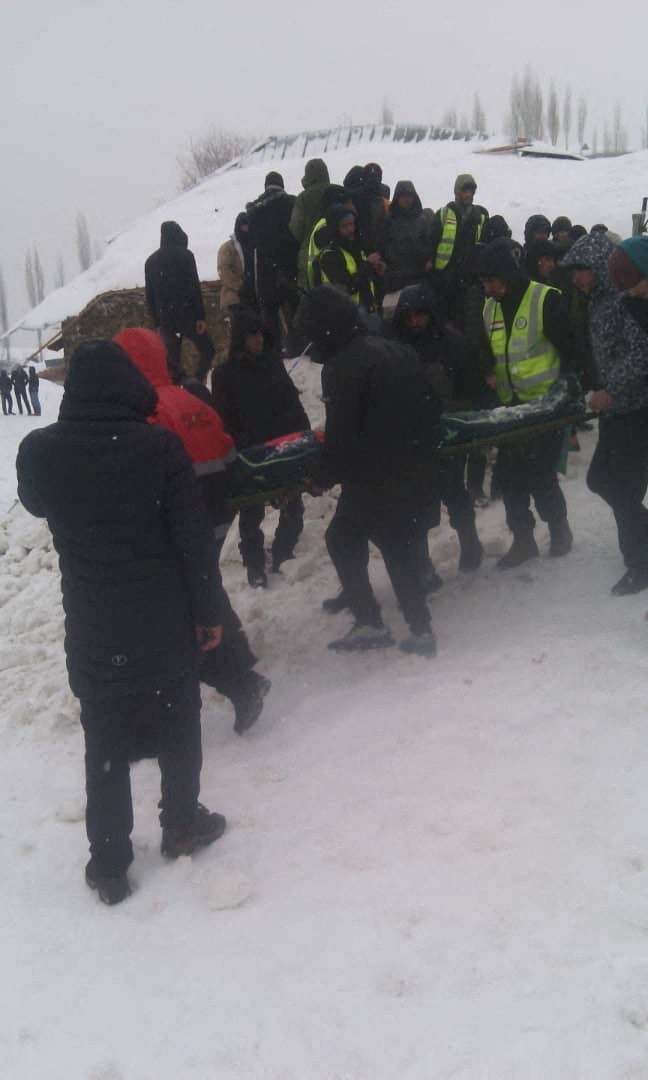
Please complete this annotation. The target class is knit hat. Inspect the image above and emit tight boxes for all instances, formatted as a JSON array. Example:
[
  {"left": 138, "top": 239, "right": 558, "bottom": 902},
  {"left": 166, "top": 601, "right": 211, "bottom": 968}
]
[
  {"left": 265, "top": 171, "right": 284, "bottom": 190},
  {"left": 481, "top": 215, "right": 512, "bottom": 244},
  {"left": 478, "top": 238, "right": 524, "bottom": 282},
  {"left": 454, "top": 173, "right": 477, "bottom": 195},
  {"left": 608, "top": 237, "right": 648, "bottom": 290}
]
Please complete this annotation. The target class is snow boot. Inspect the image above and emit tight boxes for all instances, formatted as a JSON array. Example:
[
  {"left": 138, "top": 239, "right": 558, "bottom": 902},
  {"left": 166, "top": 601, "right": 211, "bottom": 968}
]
[
  {"left": 399, "top": 629, "right": 437, "bottom": 658},
  {"left": 328, "top": 622, "right": 394, "bottom": 652},
  {"left": 232, "top": 672, "right": 271, "bottom": 735},
  {"left": 322, "top": 591, "right": 349, "bottom": 614},
  {"left": 457, "top": 525, "right": 484, "bottom": 572},
  {"left": 247, "top": 567, "right": 267, "bottom": 589},
  {"left": 496, "top": 532, "right": 539, "bottom": 570},
  {"left": 611, "top": 567, "right": 648, "bottom": 596},
  {"left": 161, "top": 804, "right": 227, "bottom": 859},
  {"left": 85, "top": 859, "right": 132, "bottom": 906},
  {"left": 549, "top": 519, "right": 573, "bottom": 558}
]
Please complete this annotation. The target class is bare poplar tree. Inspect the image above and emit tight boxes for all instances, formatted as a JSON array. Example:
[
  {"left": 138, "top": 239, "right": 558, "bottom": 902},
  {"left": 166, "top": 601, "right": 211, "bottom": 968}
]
[
  {"left": 612, "top": 102, "right": 628, "bottom": 154},
  {"left": 54, "top": 254, "right": 66, "bottom": 289},
  {"left": 76, "top": 212, "right": 92, "bottom": 271},
  {"left": 472, "top": 93, "right": 487, "bottom": 132},
  {"left": 562, "top": 86, "right": 572, "bottom": 149},
  {"left": 577, "top": 98, "right": 588, "bottom": 147},
  {"left": 25, "top": 251, "right": 36, "bottom": 308},
  {"left": 380, "top": 99, "right": 394, "bottom": 126},
  {"left": 547, "top": 83, "right": 560, "bottom": 145},
  {"left": 602, "top": 124, "right": 611, "bottom": 155},
  {"left": 592, "top": 127, "right": 599, "bottom": 156},
  {"left": 0, "top": 267, "right": 9, "bottom": 364},
  {"left": 441, "top": 106, "right": 458, "bottom": 129},
  {"left": 33, "top": 248, "right": 45, "bottom": 304}
]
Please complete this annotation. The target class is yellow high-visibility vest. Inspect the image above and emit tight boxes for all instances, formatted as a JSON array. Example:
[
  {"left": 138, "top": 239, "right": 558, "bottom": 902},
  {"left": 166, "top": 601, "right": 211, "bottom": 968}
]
[
  {"left": 307, "top": 217, "right": 327, "bottom": 289},
  {"left": 319, "top": 246, "right": 375, "bottom": 305},
  {"left": 434, "top": 206, "right": 486, "bottom": 270},
  {"left": 483, "top": 281, "right": 560, "bottom": 404}
]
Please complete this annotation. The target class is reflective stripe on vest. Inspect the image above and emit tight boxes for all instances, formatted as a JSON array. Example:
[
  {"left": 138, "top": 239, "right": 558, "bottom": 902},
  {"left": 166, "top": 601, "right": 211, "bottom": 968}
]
[
  {"left": 483, "top": 282, "right": 560, "bottom": 404},
  {"left": 434, "top": 206, "right": 486, "bottom": 270},
  {"left": 307, "top": 216, "right": 327, "bottom": 289},
  {"left": 319, "top": 246, "right": 375, "bottom": 304}
]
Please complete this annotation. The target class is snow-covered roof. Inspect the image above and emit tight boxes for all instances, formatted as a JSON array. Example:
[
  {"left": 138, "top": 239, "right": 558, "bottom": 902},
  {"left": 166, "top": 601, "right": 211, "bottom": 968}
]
[{"left": 7, "top": 129, "right": 647, "bottom": 335}]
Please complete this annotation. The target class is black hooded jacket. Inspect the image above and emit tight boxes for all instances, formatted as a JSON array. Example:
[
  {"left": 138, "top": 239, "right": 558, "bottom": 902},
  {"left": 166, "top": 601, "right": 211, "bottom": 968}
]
[
  {"left": 390, "top": 285, "right": 488, "bottom": 409},
  {"left": 16, "top": 340, "right": 224, "bottom": 701},
  {"left": 211, "top": 311, "right": 309, "bottom": 448},
  {"left": 303, "top": 287, "right": 440, "bottom": 492},
  {"left": 247, "top": 186, "right": 298, "bottom": 277},
  {"left": 144, "top": 221, "right": 206, "bottom": 329},
  {"left": 381, "top": 182, "right": 436, "bottom": 293},
  {"left": 318, "top": 206, "right": 377, "bottom": 312}
]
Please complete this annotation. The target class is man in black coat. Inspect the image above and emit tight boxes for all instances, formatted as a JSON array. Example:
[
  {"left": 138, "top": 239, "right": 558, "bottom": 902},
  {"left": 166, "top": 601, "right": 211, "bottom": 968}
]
[
  {"left": 302, "top": 286, "right": 441, "bottom": 657},
  {"left": 211, "top": 309, "right": 310, "bottom": 587},
  {"left": 247, "top": 172, "right": 299, "bottom": 348},
  {"left": 0, "top": 368, "right": 13, "bottom": 414},
  {"left": 316, "top": 205, "right": 383, "bottom": 316},
  {"left": 429, "top": 174, "right": 489, "bottom": 330},
  {"left": 16, "top": 340, "right": 227, "bottom": 905},
  {"left": 12, "top": 366, "right": 32, "bottom": 414},
  {"left": 144, "top": 221, "right": 215, "bottom": 383},
  {"left": 380, "top": 181, "right": 436, "bottom": 295},
  {"left": 390, "top": 284, "right": 485, "bottom": 582}
]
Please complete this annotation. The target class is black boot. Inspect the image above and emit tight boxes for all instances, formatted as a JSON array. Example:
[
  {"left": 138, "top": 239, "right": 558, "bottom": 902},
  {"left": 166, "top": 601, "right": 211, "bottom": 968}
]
[
  {"left": 399, "top": 629, "right": 437, "bottom": 657},
  {"left": 611, "top": 567, "right": 648, "bottom": 596},
  {"left": 497, "top": 532, "right": 539, "bottom": 570},
  {"left": 247, "top": 566, "right": 267, "bottom": 589},
  {"left": 85, "top": 859, "right": 132, "bottom": 906},
  {"left": 422, "top": 563, "right": 444, "bottom": 594},
  {"left": 457, "top": 525, "right": 484, "bottom": 572},
  {"left": 549, "top": 519, "right": 573, "bottom": 558},
  {"left": 161, "top": 803, "right": 227, "bottom": 858},
  {"left": 322, "top": 591, "right": 349, "bottom": 614},
  {"left": 232, "top": 672, "right": 271, "bottom": 735},
  {"left": 328, "top": 622, "right": 394, "bottom": 652}
]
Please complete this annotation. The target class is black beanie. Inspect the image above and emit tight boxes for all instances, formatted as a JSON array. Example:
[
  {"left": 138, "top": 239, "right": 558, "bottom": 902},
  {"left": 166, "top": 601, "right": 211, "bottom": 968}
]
[
  {"left": 479, "top": 238, "right": 524, "bottom": 282},
  {"left": 551, "top": 216, "right": 572, "bottom": 235},
  {"left": 265, "top": 171, "right": 284, "bottom": 190}
]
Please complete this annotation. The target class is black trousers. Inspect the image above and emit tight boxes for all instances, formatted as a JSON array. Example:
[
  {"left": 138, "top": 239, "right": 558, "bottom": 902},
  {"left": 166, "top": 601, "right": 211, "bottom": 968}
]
[
  {"left": 1, "top": 391, "right": 12, "bottom": 415},
  {"left": 159, "top": 324, "right": 215, "bottom": 383},
  {"left": 239, "top": 496, "right": 304, "bottom": 572},
  {"left": 587, "top": 409, "right": 648, "bottom": 571},
  {"left": 440, "top": 453, "right": 476, "bottom": 533},
  {"left": 199, "top": 588, "right": 258, "bottom": 701},
  {"left": 494, "top": 431, "right": 567, "bottom": 535},
  {"left": 326, "top": 486, "right": 431, "bottom": 635},
  {"left": 80, "top": 673, "right": 202, "bottom": 875},
  {"left": 14, "top": 387, "right": 31, "bottom": 415}
]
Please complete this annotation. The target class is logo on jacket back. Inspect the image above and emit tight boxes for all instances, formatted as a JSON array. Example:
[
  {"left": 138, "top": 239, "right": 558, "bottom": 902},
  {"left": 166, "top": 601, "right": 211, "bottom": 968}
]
[{"left": 112, "top": 654, "right": 128, "bottom": 668}]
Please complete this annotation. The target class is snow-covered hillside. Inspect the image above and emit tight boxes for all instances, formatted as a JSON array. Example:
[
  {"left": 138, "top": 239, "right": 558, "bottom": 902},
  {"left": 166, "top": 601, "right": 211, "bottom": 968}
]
[
  {"left": 4, "top": 356, "right": 648, "bottom": 1076},
  {"left": 11, "top": 134, "right": 647, "bottom": 335}
]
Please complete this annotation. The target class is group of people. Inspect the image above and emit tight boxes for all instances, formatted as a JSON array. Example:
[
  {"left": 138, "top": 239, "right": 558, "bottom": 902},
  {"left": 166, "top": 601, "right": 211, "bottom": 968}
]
[
  {"left": 16, "top": 155, "right": 648, "bottom": 905},
  {"left": 1, "top": 365, "right": 41, "bottom": 416}
]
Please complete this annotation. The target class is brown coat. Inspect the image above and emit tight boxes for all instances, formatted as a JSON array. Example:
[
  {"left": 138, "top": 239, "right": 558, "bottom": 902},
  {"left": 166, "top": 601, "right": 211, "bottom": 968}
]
[{"left": 217, "top": 237, "right": 244, "bottom": 310}]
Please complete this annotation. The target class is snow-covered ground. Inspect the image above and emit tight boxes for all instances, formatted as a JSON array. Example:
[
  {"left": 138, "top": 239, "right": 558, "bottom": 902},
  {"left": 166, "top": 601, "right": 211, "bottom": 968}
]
[{"left": 4, "top": 367, "right": 648, "bottom": 1078}]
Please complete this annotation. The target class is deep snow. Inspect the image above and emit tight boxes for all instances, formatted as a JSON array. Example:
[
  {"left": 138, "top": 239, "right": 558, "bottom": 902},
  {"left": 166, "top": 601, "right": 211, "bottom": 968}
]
[{"left": 3, "top": 369, "right": 648, "bottom": 1078}]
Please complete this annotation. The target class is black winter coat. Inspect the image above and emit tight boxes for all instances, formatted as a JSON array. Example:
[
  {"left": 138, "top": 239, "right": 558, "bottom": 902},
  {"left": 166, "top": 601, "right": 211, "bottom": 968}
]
[
  {"left": 144, "top": 221, "right": 206, "bottom": 330},
  {"left": 16, "top": 341, "right": 224, "bottom": 701},
  {"left": 381, "top": 183, "right": 435, "bottom": 293},
  {"left": 12, "top": 368, "right": 28, "bottom": 391},
  {"left": 211, "top": 348, "right": 310, "bottom": 449},
  {"left": 320, "top": 333, "right": 441, "bottom": 494},
  {"left": 247, "top": 187, "right": 298, "bottom": 276}
]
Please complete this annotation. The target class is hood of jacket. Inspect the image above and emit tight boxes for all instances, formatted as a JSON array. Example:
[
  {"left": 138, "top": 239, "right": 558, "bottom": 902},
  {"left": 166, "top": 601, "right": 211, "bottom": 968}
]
[
  {"left": 325, "top": 204, "right": 358, "bottom": 241},
  {"left": 60, "top": 340, "right": 158, "bottom": 420},
  {"left": 298, "top": 285, "right": 364, "bottom": 356},
  {"left": 114, "top": 328, "right": 171, "bottom": 390},
  {"left": 524, "top": 215, "right": 551, "bottom": 245},
  {"left": 392, "top": 284, "right": 440, "bottom": 335},
  {"left": 302, "top": 158, "right": 330, "bottom": 189},
  {"left": 561, "top": 231, "right": 617, "bottom": 297},
  {"left": 160, "top": 221, "right": 188, "bottom": 249},
  {"left": 390, "top": 181, "right": 423, "bottom": 218},
  {"left": 227, "top": 308, "right": 275, "bottom": 360},
  {"left": 482, "top": 215, "right": 512, "bottom": 244}
]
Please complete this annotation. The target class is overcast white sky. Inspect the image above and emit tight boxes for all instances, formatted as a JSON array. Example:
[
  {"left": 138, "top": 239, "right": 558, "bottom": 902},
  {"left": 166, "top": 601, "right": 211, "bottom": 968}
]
[{"left": 1, "top": 0, "right": 646, "bottom": 328}]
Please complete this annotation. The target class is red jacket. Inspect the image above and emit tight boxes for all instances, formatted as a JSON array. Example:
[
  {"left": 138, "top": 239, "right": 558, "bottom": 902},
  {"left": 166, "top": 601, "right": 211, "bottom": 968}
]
[{"left": 115, "top": 328, "right": 235, "bottom": 530}]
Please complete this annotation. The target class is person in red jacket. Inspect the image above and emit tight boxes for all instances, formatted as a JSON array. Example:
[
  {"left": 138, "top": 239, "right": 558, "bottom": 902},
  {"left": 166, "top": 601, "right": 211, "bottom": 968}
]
[{"left": 115, "top": 328, "right": 270, "bottom": 734}]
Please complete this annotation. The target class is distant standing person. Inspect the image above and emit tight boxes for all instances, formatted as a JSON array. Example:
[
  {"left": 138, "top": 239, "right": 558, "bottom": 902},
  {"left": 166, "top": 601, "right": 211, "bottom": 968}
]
[
  {"left": 0, "top": 369, "right": 13, "bottom": 414},
  {"left": 144, "top": 221, "right": 215, "bottom": 383},
  {"left": 28, "top": 366, "right": 41, "bottom": 416},
  {"left": 217, "top": 212, "right": 256, "bottom": 316},
  {"left": 430, "top": 174, "right": 489, "bottom": 329},
  {"left": 289, "top": 158, "right": 331, "bottom": 289},
  {"left": 12, "top": 366, "right": 31, "bottom": 415}
]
